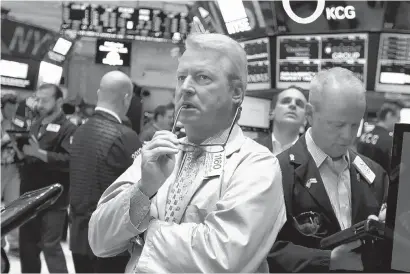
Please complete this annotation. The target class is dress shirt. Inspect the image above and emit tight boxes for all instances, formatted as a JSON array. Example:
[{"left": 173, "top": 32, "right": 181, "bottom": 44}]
[
  {"left": 271, "top": 131, "right": 299, "bottom": 156},
  {"left": 95, "top": 107, "right": 122, "bottom": 124},
  {"left": 305, "top": 128, "right": 352, "bottom": 229}
]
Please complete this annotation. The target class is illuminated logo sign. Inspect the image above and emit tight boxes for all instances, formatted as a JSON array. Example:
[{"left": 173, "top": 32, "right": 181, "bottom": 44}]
[
  {"left": 282, "top": 0, "right": 355, "bottom": 24},
  {"left": 95, "top": 40, "right": 131, "bottom": 67}
]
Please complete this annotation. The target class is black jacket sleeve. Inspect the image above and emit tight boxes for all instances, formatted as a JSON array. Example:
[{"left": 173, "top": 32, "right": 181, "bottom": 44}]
[
  {"left": 104, "top": 129, "right": 142, "bottom": 190},
  {"left": 46, "top": 121, "right": 77, "bottom": 168}
]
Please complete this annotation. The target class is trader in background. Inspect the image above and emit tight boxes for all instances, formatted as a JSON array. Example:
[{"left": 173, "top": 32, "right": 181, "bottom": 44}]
[
  {"left": 88, "top": 33, "right": 286, "bottom": 272},
  {"left": 1, "top": 93, "right": 22, "bottom": 256},
  {"left": 69, "top": 71, "right": 142, "bottom": 273},
  {"left": 18, "top": 83, "right": 77, "bottom": 273},
  {"left": 139, "top": 103, "right": 174, "bottom": 142},
  {"left": 268, "top": 67, "right": 389, "bottom": 272},
  {"left": 357, "top": 102, "right": 401, "bottom": 173},
  {"left": 256, "top": 86, "right": 307, "bottom": 155}
]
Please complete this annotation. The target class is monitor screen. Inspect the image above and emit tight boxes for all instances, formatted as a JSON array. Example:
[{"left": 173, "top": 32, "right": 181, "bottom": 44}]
[
  {"left": 95, "top": 39, "right": 131, "bottom": 67},
  {"left": 37, "top": 62, "right": 63, "bottom": 86},
  {"left": 214, "top": 0, "right": 277, "bottom": 40},
  {"left": 0, "top": 55, "right": 40, "bottom": 90},
  {"left": 374, "top": 33, "right": 410, "bottom": 94},
  {"left": 276, "top": 33, "right": 368, "bottom": 89},
  {"left": 238, "top": 96, "right": 270, "bottom": 131},
  {"left": 240, "top": 37, "right": 271, "bottom": 91},
  {"left": 400, "top": 108, "right": 410, "bottom": 124},
  {"left": 386, "top": 124, "right": 410, "bottom": 272},
  {"left": 383, "top": 1, "right": 410, "bottom": 31},
  {"left": 52, "top": 38, "right": 73, "bottom": 56}
]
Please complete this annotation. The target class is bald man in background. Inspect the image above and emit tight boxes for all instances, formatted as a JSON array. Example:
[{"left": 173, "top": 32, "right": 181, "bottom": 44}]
[{"left": 69, "top": 71, "right": 142, "bottom": 273}]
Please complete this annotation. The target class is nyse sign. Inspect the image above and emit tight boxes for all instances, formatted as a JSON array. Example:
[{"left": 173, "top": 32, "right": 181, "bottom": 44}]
[{"left": 1, "top": 18, "right": 56, "bottom": 60}]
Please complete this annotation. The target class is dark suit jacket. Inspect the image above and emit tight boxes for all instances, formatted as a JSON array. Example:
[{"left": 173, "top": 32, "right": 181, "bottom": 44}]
[
  {"left": 69, "top": 111, "right": 142, "bottom": 256},
  {"left": 268, "top": 135, "right": 389, "bottom": 272},
  {"left": 19, "top": 112, "right": 77, "bottom": 208},
  {"left": 255, "top": 133, "right": 273, "bottom": 152}
]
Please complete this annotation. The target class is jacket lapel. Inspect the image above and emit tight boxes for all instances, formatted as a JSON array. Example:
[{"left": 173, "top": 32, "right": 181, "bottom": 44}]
[{"left": 292, "top": 136, "right": 340, "bottom": 228}]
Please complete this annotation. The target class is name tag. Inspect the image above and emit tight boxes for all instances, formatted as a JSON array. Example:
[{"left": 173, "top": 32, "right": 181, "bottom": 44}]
[
  {"left": 13, "top": 118, "right": 24, "bottom": 128},
  {"left": 353, "top": 156, "right": 375, "bottom": 185},
  {"left": 205, "top": 151, "right": 225, "bottom": 178},
  {"left": 46, "top": 123, "right": 60, "bottom": 133}
]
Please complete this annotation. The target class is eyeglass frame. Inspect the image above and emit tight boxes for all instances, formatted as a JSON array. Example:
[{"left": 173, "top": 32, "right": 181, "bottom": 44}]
[
  {"left": 171, "top": 105, "right": 241, "bottom": 152},
  {"left": 292, "top": 211, "right": 328, "bottom": 239}
]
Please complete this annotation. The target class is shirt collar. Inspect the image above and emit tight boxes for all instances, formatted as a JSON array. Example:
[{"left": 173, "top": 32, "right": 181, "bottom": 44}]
[
  {"left": 305, "top": 128, "right": 350, "bottom": 168},
  {"left": 95, "top": 107, "right": 122, "bottom": 124},
  {"left": 271, "top": 131, "right": 298, "bottom": 147}
]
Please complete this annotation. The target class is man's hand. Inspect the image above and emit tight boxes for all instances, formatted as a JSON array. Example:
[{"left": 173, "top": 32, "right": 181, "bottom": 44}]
[
  {"left": 330, "top": 240, "right": 363, "bottom": 271},
  {"left": 184, "top": 205, "right": 206, "bottom": 224},
  {"left": 22, "top": 137, "right": 40, "bottom": 158},
  {"left": 139, "top": 131, "right": 179, "bottom": 198}
]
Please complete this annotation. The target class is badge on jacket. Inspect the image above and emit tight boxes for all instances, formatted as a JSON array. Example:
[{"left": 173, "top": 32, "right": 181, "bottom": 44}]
[
  {"left": 306, "top": 178, "right": 317, "bottom": 189},
  {"left": 353, "top": 156, "right": 375, "bottom": 185},
  {"left": 46, "top": 123, "right": 60, "bottom": 132}
]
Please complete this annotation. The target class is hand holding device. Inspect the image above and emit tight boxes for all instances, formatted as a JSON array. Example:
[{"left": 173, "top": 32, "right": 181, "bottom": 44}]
[{"left": 330, "top": 240, "right": 363, "bottom": 271}]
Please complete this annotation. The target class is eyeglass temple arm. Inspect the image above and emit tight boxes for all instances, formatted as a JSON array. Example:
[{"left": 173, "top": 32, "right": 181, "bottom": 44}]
[{"left": 171, "top": 106, "right": 184, "bottom": 134}]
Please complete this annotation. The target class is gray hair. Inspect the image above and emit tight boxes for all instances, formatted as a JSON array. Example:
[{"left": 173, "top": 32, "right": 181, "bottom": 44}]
[
  {"left": 309, "top": 67, "right": 366, "bottom": 111},
  {"left": 184, "top": 33, "right": 248, "bottom": 93}
]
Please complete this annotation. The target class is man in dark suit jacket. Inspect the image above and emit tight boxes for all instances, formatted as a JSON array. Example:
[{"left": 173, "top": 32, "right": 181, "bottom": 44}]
[
  {"left": 255, "top": 86, "right": 307, "bottom": 156},
  {"left": 268, "top": 68, "right": 389, "bottom": 272},
  {"left": 69, "top": 71, "right": 142, "bottom": 273}
]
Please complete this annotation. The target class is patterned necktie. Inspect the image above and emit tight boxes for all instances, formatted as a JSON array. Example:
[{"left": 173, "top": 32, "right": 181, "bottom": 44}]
[{"left": 164, "top": 149, "right": 205, "bottom": 223}]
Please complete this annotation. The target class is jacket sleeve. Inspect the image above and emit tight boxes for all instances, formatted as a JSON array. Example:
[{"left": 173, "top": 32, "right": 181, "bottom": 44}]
[
  {"left": 88, "top": 153, "right": 157, "bottom": 257},
  {"left": 268, "top": 232, "right": 332, "bottom": 272},
  {"left": 135, "top": 152, "right": 287, "bottom": 273},
  {"left": 46, "top": 122, "right": 77, "bottom": 168}
]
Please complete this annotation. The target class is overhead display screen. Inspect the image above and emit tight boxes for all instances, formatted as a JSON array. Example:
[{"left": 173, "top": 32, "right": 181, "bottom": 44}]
[
  {"left": 95, "top": 39, "right": 131, "bottom": 67},
  {"left": 240, "top": 37, "right": 271, "bottom": 91},
  {"left": 375, "top": 33, "right": 410, "bottom": 94},
  {"left": 0, "top": 55, "right": 40, "bottom": 90},
  {"left": 276, "top": 33, "right": 368, "bottom": 89},
  {"left": 61, "top": 2, "right": 191, "bottom": 43}
]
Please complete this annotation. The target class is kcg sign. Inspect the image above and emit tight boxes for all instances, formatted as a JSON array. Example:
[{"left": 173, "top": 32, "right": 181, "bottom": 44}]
[{"left": 282, "top": 0, "right": 356, "bottom": 24}]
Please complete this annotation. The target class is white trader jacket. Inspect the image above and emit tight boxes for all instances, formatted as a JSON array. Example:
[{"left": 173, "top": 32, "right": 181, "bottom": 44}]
[{"left": 88, "top": 125, "right": 286, "bottom": 273}]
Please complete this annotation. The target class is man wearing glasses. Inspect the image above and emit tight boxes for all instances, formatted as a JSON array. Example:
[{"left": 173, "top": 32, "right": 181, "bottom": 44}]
[
  {"left": 88, "top": 33, "right": 286, "bottom": 272},
  {"left": 268, "top": 68, "right": 389, "bottom": 272}
]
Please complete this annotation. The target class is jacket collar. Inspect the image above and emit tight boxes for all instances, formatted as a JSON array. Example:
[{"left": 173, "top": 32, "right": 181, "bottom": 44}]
[
  {"left": 94, "top": 109, "right": 122, "bottom": 124},
  {"left": 95, "top": 107, "right": 122, "bottom": 123}
]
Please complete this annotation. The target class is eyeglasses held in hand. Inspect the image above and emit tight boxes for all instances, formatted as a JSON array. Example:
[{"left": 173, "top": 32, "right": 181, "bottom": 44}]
[
  {"left": 292, "top": 211, "right": 327, "bottom": 238},
  {"left": 171, "top": 106, "right": 241, "bottom": 153}
]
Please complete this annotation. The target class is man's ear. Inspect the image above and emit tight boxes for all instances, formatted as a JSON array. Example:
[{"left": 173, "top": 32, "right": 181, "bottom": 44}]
[
  {"left": 305, "top": 103, "right": 314, "bottom": 125},
  {"left": 231, "top": 80, "right": 244, "bottom": 105}
]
